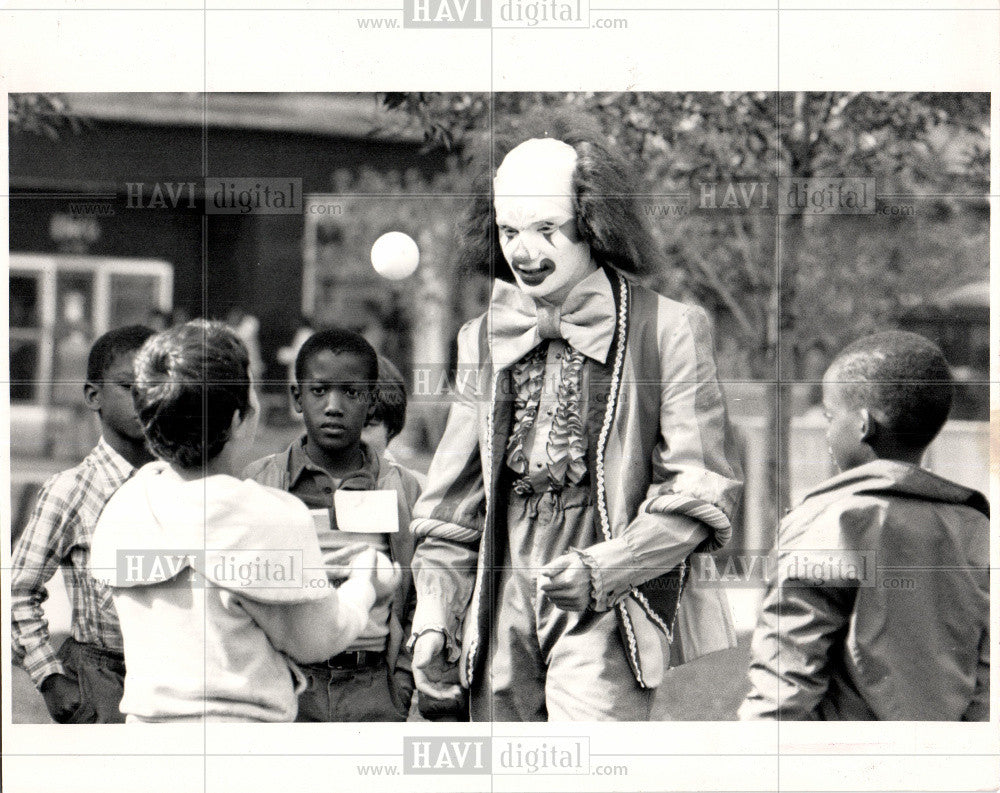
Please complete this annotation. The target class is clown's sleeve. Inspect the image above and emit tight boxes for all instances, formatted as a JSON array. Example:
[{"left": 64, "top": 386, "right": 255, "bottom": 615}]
[
  {"left": 407, "top": 318, "right": 487, "bottom": 662},
  {"left": 577, "top": 302, "right": 743, "bottom": 610}
]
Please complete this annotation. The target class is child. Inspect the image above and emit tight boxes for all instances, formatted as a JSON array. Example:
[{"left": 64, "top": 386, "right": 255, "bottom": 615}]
[
  {"left": 244, "top": 328, "right": 423, "bottom": 722},
  {"left": 409, "top": 120, "right": 743, "bottom": 721},
  {"left": 740, "top": 331, "right": 989, "bottom": 720},
  {"left": 90, "top": 320, "right": 397, "bottom": 722},
  {"left": 12, "top": 325, "right": 155, "bottom": 723},
  {"left": 361, "top": 354, "right": 406, "bottom": 462},
  {"left": 362, "top": 355, "right": 423, "bottom": 480}
]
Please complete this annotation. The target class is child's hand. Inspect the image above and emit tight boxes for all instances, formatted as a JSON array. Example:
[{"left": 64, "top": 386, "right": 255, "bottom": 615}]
[
  {"left": 371, "top": 551, "right": 401, "bottom": 604},
  {"left": 539, "top": 552, "right": 592, "bottom": 612},
  {"left": 322, "top": 542, "right": 369, "bottom": 582},
  {"left": 347, "top": 548, "right": 400, "bottom": 604},
  {"left": 40, "top": 673, "right": 90, "bottom": 724},
  {"left": 347, "top": 547, "right": 377, "bottom": 585}
]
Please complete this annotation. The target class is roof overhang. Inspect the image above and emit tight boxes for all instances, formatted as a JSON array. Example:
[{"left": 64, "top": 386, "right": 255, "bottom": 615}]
[{"left": 61, "top": 92, "right": 424, "bottom": 142}]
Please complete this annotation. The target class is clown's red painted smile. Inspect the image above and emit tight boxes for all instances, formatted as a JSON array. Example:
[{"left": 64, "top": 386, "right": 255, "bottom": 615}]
[{"left": 493, "top": 137, "right": 597, "bottom": 306}]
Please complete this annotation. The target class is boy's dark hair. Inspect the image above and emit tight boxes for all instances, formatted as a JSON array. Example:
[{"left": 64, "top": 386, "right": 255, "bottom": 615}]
[
  {"left": 458, "top": 109, "right": 664, "bottom": 282},
  {"left": 369, "top": 355, "right": 407, "bottom": 441},
  {"left": 132, "top": 320, "right": 252, "bottom": 468},
  {"left": 829, "top": 330, "right": 954, "bottom": 450},
  {"left": 86, "top": 325, "right": 156, "bottom": 383},
  {"left": 295, "top": 326, "right": 379, "bottom": 385}
]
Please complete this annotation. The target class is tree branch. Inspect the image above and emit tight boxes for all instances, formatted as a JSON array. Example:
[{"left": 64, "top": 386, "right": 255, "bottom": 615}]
[{"left": 679, "top": 239, "right": 758, "bottom": 342}]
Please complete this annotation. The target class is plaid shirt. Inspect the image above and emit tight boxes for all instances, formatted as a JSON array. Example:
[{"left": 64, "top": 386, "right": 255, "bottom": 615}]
[{"left": 11, "top": 438, "right": 134, "bottom": 687}]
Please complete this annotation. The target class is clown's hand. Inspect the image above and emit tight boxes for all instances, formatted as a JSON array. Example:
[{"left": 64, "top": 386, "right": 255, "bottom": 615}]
[
  {"left": 539, "top": 552, "right": 591, "bottom": 612},
  {"left": 412, "top": 631, "right": 463, "bottom": 701}
]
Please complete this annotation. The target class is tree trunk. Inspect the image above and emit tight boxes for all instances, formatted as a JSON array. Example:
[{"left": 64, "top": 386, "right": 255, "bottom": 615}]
[
  {"left": 402, "top": 225, "right": 452, "bottom": 453},
  {"left": 762, "top": 91, "right": 810, "bottom": 544},
  {"left": 773, "top": 211, "right": 803, "bottom": 518}
]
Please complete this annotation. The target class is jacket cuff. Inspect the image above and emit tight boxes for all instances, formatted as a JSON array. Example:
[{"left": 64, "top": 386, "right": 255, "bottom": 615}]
[
  {"left": 411, "top": 516, "right": 482, "bottom": 544},
  {"left": 572, "top": 546, "right": 614, "bottom": 612},
  {"left": 407, "top": 626, "right": 462, "bottom": 664},
  {"left": 576, "top": 537, "right": 635, "bottom": 608},
  {"left": 645, "top": 493, "right": 732, "bottom": 552},
  {"left": 579, "top": 514, "right": 711, "bottom": 608},
  {"left": 409, "top": 597, "right": 463, "bottom": 663}
]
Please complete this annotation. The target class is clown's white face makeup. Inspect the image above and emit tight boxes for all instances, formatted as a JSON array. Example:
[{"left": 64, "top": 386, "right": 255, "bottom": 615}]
[{"left": 494, "top": 138, "right": 596, "bottom": 305}]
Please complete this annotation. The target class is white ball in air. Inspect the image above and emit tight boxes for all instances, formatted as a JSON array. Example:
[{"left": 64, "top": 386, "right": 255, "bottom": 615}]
[{"left": 370, "top": 231, "right": 419, "bottom": 280}]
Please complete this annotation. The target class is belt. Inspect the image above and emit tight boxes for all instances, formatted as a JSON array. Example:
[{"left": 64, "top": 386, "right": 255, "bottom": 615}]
[{"left": 324, "top": 650, "right": 386, "bottom": 670}]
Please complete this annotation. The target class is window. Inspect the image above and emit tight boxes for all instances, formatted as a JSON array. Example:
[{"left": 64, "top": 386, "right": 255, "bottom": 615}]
[
  {"left": 10, "top": 272, "right": 43, "bottom": 402},
  {"left": 9, "top": 253, "right": 172, "bottom": 406}
]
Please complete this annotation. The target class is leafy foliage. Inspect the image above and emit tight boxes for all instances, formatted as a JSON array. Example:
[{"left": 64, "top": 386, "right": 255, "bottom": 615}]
[{"left": 9, "top": 94, "right": 83, "bottom": 139}]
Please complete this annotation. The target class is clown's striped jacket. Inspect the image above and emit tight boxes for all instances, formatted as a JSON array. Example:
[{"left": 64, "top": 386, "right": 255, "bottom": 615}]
[{"left": 409, "top": 269, "right": 744, "bottom": 690}]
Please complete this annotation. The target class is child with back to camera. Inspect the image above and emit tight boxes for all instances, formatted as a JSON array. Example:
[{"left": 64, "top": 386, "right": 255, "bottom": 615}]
[
  {"left": 90, "top": 320, "right": 399, "bottom": 723},
  {"left": 740, "top": 331, "right": 989, "bottom": 721}
]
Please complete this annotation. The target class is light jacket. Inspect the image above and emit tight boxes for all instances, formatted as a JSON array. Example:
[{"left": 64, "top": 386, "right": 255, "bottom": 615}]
[
  {"left": 740, "top": 459, "right": 990, "bottom": 721},
  {"left": 243, "top": 440, "right": 422, "bottom": 675},
  {"left": 410, "top": 269, "right": 744, "bottom": 690},
  {"left": 90, "top": 462, "right": 376, "bottom": 722}
]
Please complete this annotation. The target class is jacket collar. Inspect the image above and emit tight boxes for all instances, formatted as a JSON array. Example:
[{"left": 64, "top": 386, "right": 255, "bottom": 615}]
[
  {"left": 286, "top": 435, "right": 380, "bottom": 490},
  {"left": 800, "top": 459, "right": 989, "bottom": 517}
]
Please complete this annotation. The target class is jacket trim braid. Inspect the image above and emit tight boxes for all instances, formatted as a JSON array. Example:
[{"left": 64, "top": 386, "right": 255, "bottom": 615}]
[
  {"left": 463, "top": 368, "right": 500, "bottom": 689},
  {"left": 591, "top": 272, "right": 650, "bottom": 688}
]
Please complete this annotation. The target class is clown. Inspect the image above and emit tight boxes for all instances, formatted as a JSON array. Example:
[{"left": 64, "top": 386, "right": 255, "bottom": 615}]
[{"left": 409, "top": 122, "right": 743, "bottom": 721}]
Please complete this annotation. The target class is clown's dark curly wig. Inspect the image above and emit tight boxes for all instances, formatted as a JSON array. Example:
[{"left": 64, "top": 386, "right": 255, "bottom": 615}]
[{"left": 457, "top": 111, "right": 664, "bottom": 281}]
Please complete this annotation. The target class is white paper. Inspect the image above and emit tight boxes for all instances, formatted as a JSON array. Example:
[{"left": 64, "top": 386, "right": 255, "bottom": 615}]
[{"left": 333, "top": 489, "right": 399, "bottom": 534}]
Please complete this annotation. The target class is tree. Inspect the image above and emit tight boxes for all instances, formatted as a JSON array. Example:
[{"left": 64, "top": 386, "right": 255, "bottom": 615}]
[{"left": 9, "top": 93, "right": 82, "bottom": 138}]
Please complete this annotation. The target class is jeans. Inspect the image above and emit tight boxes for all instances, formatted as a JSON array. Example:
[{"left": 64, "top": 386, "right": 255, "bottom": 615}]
[
  {"left": 55, "top": 636, "right": 126, "bottom": 724},
  {"left": 295, "top": 657, "right": 414, "bottom": 722}
]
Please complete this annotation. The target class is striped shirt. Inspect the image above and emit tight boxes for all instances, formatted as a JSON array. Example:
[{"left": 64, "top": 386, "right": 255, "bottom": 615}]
[{"left": 11, "top": 438, "right": 134, "bottom": 686}]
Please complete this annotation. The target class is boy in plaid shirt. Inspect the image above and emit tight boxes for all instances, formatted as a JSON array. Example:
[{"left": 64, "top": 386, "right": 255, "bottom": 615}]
[{"left": 11, "top": 325, "right": 155, "bottom": 723}]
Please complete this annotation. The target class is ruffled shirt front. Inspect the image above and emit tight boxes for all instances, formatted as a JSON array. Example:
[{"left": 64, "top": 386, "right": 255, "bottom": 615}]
[{"left": 504, "top": 340, "right": 590, "bottom": 494}]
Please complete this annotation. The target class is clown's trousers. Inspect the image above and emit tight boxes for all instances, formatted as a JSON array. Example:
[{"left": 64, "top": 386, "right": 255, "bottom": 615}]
[{"left": 470, "top": 485, "right": 654, "bottom": 722}]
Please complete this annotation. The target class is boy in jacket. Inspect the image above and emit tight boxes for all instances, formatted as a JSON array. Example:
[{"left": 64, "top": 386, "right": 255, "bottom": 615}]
[
  {"left": 244, "top": 328, "right": 421, "bottom": 721},
  {"left": 409, "top": 119, "right": 743, "bottom": 721},
  {"left": 740, "top": 331, "right": 989, "bottom": 720}
]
